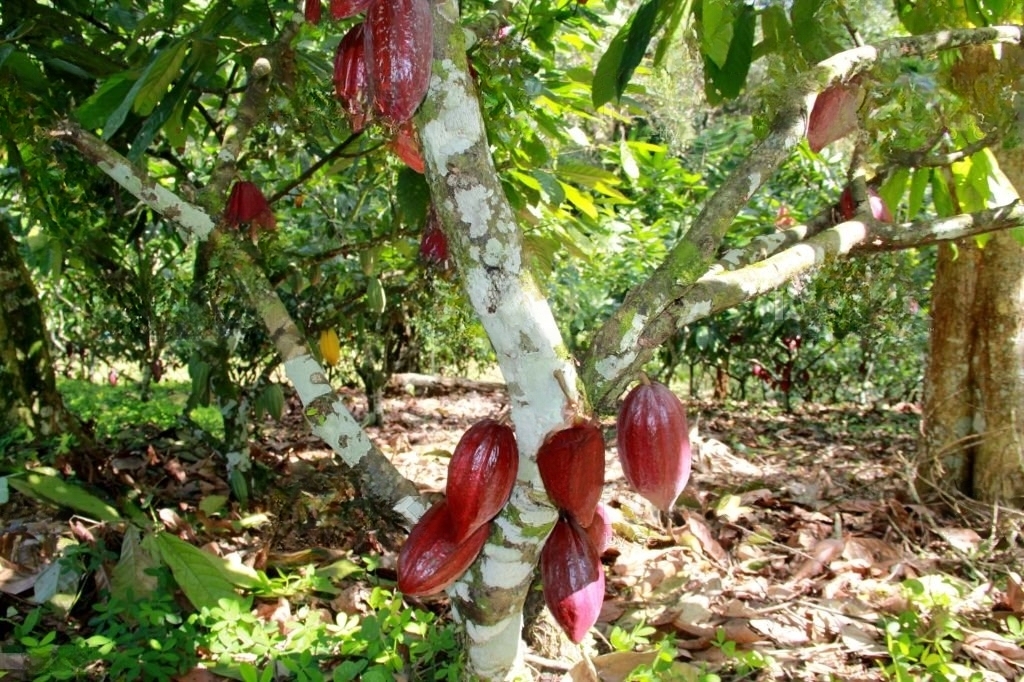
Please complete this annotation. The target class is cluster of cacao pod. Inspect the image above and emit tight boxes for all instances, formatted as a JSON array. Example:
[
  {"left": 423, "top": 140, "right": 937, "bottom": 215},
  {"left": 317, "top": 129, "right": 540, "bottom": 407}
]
[
  {"left": 535, "top": 375, "right": 691, "bottom": 643},
  {"left": 398, "top": 419, "right": 517, "bottom": 597},
  {"left": 537, "top": 419, "right": 610, "bottom": 643},
  {"left": 311, "top": 0, "right": 431, "bottom": 170}
]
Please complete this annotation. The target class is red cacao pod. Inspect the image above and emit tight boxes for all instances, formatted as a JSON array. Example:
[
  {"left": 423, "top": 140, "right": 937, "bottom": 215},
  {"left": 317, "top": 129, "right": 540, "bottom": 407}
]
[
  {"left": 333, "top": 22, "right": 370, "bottom": 132},
  {"left": 806, "top": 79, "right": 861, "bottom": 153},
  {"left": 419, "top": 206, "right": 449, "bottom": 267},
  {"left": 364, "top": 0, "right": 432, "bottom": 126},
  {"left": 398, "top": 499, "right": 491, "bottom": 597},
  {"left": 330, "top": 0, "right": 372, "bottom": 20},
  {"left": 541, "top": 515, "right": 605, "bottom": 643},
  {"left": 537, "top": 421, "right": 605, "bottom": 527},
  {"left": 615, "top": 376, "right": 692, "bottom": 512},
  {"left": 446, "top": 419, "right": 518, "bottom": 542},
  {"left": 224, "top": 181, "right": 276, "bottom": 232},
  {"left": 304, "top": 0, "right": 322, "bottom": 24},
  {"left": 838, "top": 186, "right": 893, "bottom": 224},
  {"left": 391, "top": 119, "right": 425, "bottom": 173},
  {"left": 585, "top": 502, "right": 613, "bottom": 555}
]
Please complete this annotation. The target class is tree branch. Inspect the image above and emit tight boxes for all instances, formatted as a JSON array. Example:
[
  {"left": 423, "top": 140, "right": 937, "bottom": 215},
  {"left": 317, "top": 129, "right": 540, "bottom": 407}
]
[
  {"left": 582, "top": 24, "right": 1024, "bottom": 411},
  {"left": 665, "top": 202, "right": 1024, "bottom": 338}
]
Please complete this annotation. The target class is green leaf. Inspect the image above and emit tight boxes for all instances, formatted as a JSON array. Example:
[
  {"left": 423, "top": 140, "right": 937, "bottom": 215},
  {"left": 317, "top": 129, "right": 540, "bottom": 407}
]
[
  {"left": 559, "top": 181, "right": 599, "bottom": 220},
  {"left": 592, "top": 0, "right": 661, "bottom": 108},
  {"left": 701, "top": 0, "right": 735, "bottom": 68},
  {"left": 0, "top": 50, "right": 47, "bottom": 94},
  {"left": 111, "top": 527, "right": 160, "bottom": 601},
  {"left": 133, "top": 41, "right": 189, "bottom": 116},
  {"left": 128, "top": 62, "right": 197, "bottom": 162},
  {"left": 654, "top": 0, "right": 694, "bottom": 67},
  {"left": 908, "top": 167, "right": 929, "bottom": 219},
  {"left": 557, "top": 160, "right": 622, "bottom": 188},
  {"left": 7, "top": 471, "right": 121, "bottom": 522},
  {"left": 703, "top": 4, "right": 755, "bottom": 104},
  {"left": 530, "top": 170, "right": 566, "bottom": 206},
  {"left": 75, "top": 75, "right": 137, "bottom": 130},
  {"left": 756, "top": 5, "right": 792, "bottom": 60},
  {"left": 152, "top": 533, "right": 255, "bottom": 611},
  {"left": 790, "top": 0, "right": 832, "bottom": 63},
  {"left": 879, "top": 168, "right": 910, "bottom": 221},
  {"left": 930, "top": 172, "right": 955, "bottom": 217},
  {"left": 395, "top": 168, "right": 430, "bottom": 229},
  {"left": 256, "top": 383, "right": 285, "bottom": 422}
]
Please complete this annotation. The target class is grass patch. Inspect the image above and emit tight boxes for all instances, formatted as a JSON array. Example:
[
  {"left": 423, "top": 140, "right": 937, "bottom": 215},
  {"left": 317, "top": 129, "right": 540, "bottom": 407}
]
[{"left": 59, "top": 379, "right": 224, "bottom": 442}]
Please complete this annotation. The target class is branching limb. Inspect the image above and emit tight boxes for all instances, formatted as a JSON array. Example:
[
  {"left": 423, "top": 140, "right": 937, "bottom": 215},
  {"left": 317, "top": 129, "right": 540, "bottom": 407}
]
[
  {"left": 49, "top": 57, "right": 425, "bottom": 522},
  {"left": 582, "top": 24, "right": 1024, "bottom": 411},
  {"left": 668, "top": 202, "right": 1024, "bottom": 336}
]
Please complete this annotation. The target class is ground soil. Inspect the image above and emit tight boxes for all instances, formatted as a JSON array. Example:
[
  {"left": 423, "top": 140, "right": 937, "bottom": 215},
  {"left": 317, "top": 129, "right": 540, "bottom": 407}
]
[{"left": 3, "top": 380, "right": 1024, "bottom": 681}]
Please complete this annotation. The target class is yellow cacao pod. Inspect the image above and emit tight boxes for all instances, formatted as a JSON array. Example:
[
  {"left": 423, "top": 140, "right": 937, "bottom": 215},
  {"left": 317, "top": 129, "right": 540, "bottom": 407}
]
[{"left": 319, "top": 329, "right": 341, "bottom": 367}]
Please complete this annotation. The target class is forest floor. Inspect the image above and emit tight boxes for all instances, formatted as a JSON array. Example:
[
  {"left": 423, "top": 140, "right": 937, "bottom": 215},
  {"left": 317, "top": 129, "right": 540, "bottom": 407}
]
[{"left": 3, "top": 378, "right": 1024, "bottom": 681}]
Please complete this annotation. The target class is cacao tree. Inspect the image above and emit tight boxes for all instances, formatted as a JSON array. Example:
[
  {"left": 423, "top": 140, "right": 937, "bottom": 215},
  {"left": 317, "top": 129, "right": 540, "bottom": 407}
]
[
  {"left": 891, "top": 0, "right": 1024, "bottom": 505},
  {"left": 5, "top": 0, "right": 1024, "bottom": 678}
]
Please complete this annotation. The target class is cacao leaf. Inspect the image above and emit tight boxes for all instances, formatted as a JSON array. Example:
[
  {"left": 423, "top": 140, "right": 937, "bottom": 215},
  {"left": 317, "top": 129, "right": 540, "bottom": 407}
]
[
  {"left": 151, "top": 533, "right": 249, "bottom": 612},
  {"left": 537, "top": 421, "right": 606, "bottom": 527},
  {"left": 8, "top": 470, "right": 121, "bottom": 523},
  {"left": 446, "top": 419, "right": 518, "bottom": 541},
  {"left": 616, "top": 377, "right": 692, "bottom": 511},
  {"left": 541, "top": 516, "right": 605, "bottom": 643},
  {"left": 398, "top": 500, "right": 491, "bottom": 597}
]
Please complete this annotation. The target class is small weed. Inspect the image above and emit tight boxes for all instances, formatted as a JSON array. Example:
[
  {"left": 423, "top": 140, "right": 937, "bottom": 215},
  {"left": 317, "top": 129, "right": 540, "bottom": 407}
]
[
  {"left": 880, "top": 576, "right": 988, "bottom": 682},
  {"left": 710, "top": 627, "right": 771, "bottom": 678}
]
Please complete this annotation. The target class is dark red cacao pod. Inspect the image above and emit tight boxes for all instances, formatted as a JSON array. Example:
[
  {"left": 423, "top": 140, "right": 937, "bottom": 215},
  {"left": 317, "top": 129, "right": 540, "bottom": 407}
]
[
  {"left": 419, "top": 205, "right": 449, "bottom": 267},
  {"left": 330, "top": 0, "right": 372, "bottom": 20},
  {"left": 616, "top": 377, "right": 692, "bottom": 511},
  {"left": 541, "top": 515, "right": 605, "bottom": 643},
  {"left": 364, "top": 0, "right": 432, "bottom": 126},
  {"left": 838, "top": 186, "right": 893, "bottom": 224},
  {"left": 806, "top": 79, "right": 861, "bottom": 153},
  {"left": 536, "top": 421, "right": 605, "bottom": 527},
  {"left": 224, "top": 181, "right": 276, "bottom": 232},
  {"left": 446, "top": 419, "right": 518, "bottom": 542},
  {"left": 398, "top": 499, "right": 491, "bottom": 597},
  {"left": 304, "top": 0, "right": 322, "bottom": 24},
  {"left": 391, "top": 119, "right": 425, "bottom": 173},
  {"left": 333, "top": 22, "right": 370, "bottom": 132},
  {"left": 585, "top": 502, "right": 613, "bottom": 555}
]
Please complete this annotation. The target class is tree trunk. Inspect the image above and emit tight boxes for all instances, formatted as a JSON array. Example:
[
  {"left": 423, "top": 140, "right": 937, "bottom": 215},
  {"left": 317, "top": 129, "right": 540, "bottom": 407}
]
[
  {"left": 920, "top": 44, "right": 1024, "bottom": 506},
  {"left": 0, "top": 215, "right": 83, "bottom": 442}
]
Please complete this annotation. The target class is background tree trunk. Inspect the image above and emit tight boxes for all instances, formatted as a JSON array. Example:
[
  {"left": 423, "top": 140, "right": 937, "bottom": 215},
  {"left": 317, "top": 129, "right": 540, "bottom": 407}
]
[
  {"left": 919, "top": 45, "right": 1024, "bottom": 506},
  {"left": 0, "top": 214, "right": 82, "bottom": 443}
]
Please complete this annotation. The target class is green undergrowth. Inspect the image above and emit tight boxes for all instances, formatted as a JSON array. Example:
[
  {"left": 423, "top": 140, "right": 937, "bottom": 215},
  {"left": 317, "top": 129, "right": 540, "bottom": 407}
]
[
  {"left": 3, "top": 563, "right": 462, "bottom": 681},
  {"left": 59, "top": 378, "right": 224, "bottom": 442}
]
